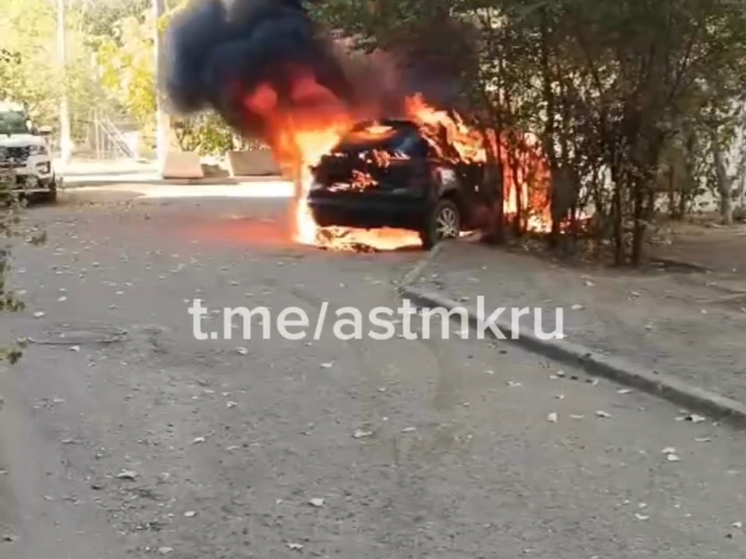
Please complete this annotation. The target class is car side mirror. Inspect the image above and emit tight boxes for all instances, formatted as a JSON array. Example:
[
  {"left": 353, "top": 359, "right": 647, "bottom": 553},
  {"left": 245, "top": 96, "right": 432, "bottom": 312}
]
[{"left": 37, "top": 125, "right": 52, "bottom": 135}]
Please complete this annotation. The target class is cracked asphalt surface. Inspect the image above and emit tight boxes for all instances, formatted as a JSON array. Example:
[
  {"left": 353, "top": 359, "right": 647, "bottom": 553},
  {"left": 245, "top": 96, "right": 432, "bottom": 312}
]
[{"left": 1, "top": 188, "right": 746, "bottom": 558}]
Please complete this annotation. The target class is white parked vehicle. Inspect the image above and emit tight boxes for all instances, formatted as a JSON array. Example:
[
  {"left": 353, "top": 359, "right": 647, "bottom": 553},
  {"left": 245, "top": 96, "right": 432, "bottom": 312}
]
[{"left": 0, "top": 101, "right": 61, "bottom": 202}]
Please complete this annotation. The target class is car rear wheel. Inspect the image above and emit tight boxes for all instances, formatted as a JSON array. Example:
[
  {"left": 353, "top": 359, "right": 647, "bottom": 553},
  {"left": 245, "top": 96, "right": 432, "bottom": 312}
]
[{"left": 420, "top": 198, "right": 461, "bottom": 250}]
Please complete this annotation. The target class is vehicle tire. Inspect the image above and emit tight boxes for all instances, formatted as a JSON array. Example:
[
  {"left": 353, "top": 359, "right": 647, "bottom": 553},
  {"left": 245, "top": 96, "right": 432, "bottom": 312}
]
[
  {"left": 42, "top": 179, "right": 57, "bottom": 203},
  {"left": 419, "top": 198, "right": 461, "bottom": 250}
]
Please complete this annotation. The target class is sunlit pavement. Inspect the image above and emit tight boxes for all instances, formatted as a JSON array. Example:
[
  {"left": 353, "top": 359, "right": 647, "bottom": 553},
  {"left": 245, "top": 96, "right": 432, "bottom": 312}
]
[
  {"left": 65, "top": 180, "right": 295, "bottom": 199},
  {"left": 1, "top": 190, "right": 745, "bottom": 558}
]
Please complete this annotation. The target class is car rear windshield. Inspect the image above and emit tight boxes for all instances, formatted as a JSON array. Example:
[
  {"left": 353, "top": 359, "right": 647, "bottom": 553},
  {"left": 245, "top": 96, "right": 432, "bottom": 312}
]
[
  {"left": 0, "top": 110, "right": 30, "bottom": 135},
  {"left": 332, "top": 123, "right": 430, "bottom": 158}
]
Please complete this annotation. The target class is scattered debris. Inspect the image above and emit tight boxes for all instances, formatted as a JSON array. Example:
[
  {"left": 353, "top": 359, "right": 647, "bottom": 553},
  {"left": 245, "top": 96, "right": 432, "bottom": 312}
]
[
  {"left": 402, "top": 427, "right": 417, "bottom": 433},
  {"left": 116, "top": 470, "right": 138, "bottom": 481},
  {"left": 667, "top": 454, "right": 681, "bottom": 462},
  {"left": 320, "top": 362, "right": 333, "bottom": 369},
  {"left": 184, "top": 511, "right": 196, "bottom": 518},
  {"left": 158, "top": 547, "right": 173, "bottom": 555},
  {"left": 236, "top": 347, "right": 249, "bottom": 355},
  {"left": 547, "top": 412, "right": 558, "bottom": 423},
  {"left": 694, "top": 437, "right": 712, "bottom": 443},
  {"left": 226, "top": 401, "right": 238, "bottom": 408},
  {"left": 287, "top": 543, "right": 303, "bottom": 551},
  {"left": 635, "top": 513, "right": 650, "bottom": 521},
  {"left": 308, "top": 498, "right": 325, "bottom": 507},
  {"left": 570, "top": 304, "right": 584, "bottom": 310},
  {"left": 353, "top": 429, "right": 373, "bottom": 439},
  {"left": 507, "top": 381, "right": 522, "bottom": 387},
  {"left": 617, "top": 388, "right": 632, "bottom": 394},
  {"left": 662, "top": 447, "right": 677, "bottom": 454},
  {"left": 595, "top": 410, "right": 612, "bottom": 418},
  {"left": 192, "top": 436, "right": 206, "bottom": 444},
  {"left": 686, "top": 414, "right": 706, "bottom": 423},
  {"left": 733, "top": 522, "right": 743, "bottom": 529},
  {"left": 33, "top": 311, "right": 45, "bottom": 318},
  {"left": 570, "top": 415, "right": 585, "bottom": 420}
]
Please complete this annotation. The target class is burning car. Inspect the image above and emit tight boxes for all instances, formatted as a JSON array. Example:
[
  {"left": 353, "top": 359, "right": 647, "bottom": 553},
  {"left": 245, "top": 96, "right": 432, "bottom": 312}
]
[
  {"left": 306, "top": 119, "right": 488, "bottom": 249},
  {"left": 163, "top": 0, "right": 551, "bottom": 251}
]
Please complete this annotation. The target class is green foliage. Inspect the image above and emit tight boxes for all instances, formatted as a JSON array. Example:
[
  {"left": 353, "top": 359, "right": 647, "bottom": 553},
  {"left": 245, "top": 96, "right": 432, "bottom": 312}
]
[
  {"left": 91, "top": 10, "right": 158, "bottom": 128},
  {"left": 317, "top": 0, "right": 746, "bottom": 263},
  {"left": 90, "top": 0, "right": 235, "bottom": 154},
  {"left": 0, "top": 167, "right": 26, "bottom": 363},
  {"left": 173, "top": 113, "right": 237, "bottom": 155},
  {"left": 0, "top": 0, "right": 110, "bottom": 131}
]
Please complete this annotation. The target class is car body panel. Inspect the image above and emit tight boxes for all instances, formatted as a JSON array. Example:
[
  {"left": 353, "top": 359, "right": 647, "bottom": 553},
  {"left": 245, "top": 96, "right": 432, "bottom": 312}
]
[{"left": 307, "top": 119, "right": 487, "bottom": 234}]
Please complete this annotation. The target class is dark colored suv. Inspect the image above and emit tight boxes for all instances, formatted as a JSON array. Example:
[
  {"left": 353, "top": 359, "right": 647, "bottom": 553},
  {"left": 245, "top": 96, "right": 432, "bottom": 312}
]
[{"left": 306, "top": 119, "right": 488, "bottom": 249}]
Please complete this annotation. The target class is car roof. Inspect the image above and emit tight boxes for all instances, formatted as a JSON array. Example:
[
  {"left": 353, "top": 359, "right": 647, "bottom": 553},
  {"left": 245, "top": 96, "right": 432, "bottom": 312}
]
[{"left": 0, "top": 102, "right": 25, "bottom": 112}]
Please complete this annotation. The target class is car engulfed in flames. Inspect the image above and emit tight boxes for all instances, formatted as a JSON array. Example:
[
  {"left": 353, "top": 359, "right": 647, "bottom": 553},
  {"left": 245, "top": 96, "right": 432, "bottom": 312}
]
[
  {"left": 163, "top": 0, "right": 550, "bottom": 251},
  {"left": 283, "top": 94, "right": 552, "bottom": 251}
]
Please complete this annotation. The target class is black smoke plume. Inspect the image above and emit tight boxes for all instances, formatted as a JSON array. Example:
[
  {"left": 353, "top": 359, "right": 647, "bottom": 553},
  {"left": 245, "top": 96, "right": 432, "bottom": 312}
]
[
  {"left": 164, "top": 0, "right": 356, "bottom": 137},
  {"left": 164, "top": 0, "right": 471, "bottom": 141}
]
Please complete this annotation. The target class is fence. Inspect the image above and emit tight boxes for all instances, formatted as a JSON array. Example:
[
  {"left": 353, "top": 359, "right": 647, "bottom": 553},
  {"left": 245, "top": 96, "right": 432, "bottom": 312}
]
[{"left": 47, "top": 111, "right": 145, "bottom": 160}]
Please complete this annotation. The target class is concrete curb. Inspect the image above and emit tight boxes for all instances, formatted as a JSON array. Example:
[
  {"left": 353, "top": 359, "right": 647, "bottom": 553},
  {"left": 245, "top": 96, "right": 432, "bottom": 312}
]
[
  {"left": 399, "top": 243, "right": 444, "bottom": 288},
  {"left": 401, "top": 286, "right": 746, "bottom": 428}
]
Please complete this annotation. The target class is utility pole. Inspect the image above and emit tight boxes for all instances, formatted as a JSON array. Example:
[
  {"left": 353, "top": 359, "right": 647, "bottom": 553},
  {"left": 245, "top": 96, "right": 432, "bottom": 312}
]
[
  {"left": 57, "top": 0, "right": 72, "bottom": 164},
  {"left": 154, "top": 0, "right": 170, "bottom": 169}
]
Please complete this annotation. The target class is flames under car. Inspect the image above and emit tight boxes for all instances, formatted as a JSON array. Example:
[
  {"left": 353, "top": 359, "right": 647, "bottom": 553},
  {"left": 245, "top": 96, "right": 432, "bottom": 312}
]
[{"left": 306, "top": 119, "right": 490, "bottom": 249}]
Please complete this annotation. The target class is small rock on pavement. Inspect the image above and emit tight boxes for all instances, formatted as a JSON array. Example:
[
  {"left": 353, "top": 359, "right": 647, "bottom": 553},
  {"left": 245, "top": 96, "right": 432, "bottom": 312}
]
[
  {"left": 353, "top": 429, "right": 372, "bottom": 439},
  {"left": 158, "top": 547, "right": 173, "bottom": 555},
  {"left": 287, "top": 543, "right": 303, "bottom": 551},
  {"left": 308, "top": 498, "right": 324, "bottom": 507},
  {"left": 547, "top": 412, "right": 558, "bottom": 423},
  {"left": 184, "top": 511, "right": 197, "bottom": 518}
]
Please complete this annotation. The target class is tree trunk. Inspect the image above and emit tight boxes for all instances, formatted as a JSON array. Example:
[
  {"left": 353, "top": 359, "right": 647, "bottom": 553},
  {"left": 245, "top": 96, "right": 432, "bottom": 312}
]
[
  {"left": 612, "top": 166, "right": 625, "bottom": 266},
  {"left": 711, "top": 131, "right": 733, "bottom": 225},
  {"left": 539, "top": 8, "right": 561, "bottom": 248},
  {"left": 631, "top": 177, "right": 646, "bottom": 266},
  {"left": 479, "top": 131, "right": 504, "bottom": 244}
]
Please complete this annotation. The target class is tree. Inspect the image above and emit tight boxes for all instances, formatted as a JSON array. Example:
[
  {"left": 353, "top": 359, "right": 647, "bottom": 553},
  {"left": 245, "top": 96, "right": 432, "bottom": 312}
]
[
  {"left": 91, "top": 0, "right": 238, "bottom": 155},
  {"left": 316, "top": 0, "right": 746, "bottom": 264},
  {"left": 0, "top": 168, "right": 27, "bottom": 364},
  {"left": 92, "top": 8, "right": 158, "bottom": 130}
]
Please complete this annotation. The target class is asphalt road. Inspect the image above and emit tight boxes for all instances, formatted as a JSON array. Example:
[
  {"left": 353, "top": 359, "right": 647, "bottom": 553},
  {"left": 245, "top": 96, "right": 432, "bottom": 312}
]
[{"left": 1, "top": 188, "right": 745, "bottom": 559}]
